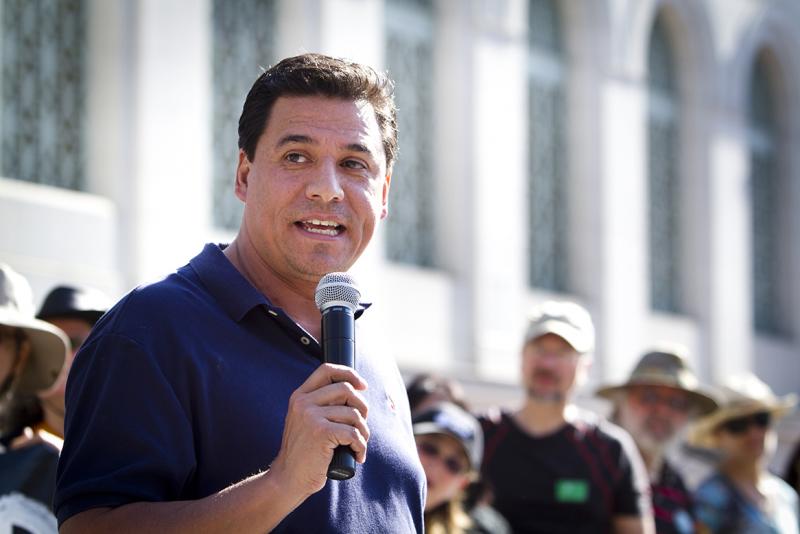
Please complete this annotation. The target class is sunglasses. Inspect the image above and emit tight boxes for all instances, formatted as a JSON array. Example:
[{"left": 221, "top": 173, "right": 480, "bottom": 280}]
[
  {"left": 719, "top": 411, "right": 771, "bottom": 435},
  {"left": 632, "top": 388, "right": 691, "bottom": 413},
  {"left": 416, "top": 440, "right": 468, "bottom": 476}
]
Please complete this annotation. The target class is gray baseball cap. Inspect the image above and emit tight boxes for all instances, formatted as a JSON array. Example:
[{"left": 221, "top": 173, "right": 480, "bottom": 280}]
[{"left": 524, "top": 300, "right": 595, "bottom": 354}]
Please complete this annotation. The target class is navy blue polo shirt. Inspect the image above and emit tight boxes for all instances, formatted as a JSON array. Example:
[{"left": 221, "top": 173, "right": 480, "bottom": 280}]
[{"left": 55, "top": 244, "right": 425, "bottom": 533}]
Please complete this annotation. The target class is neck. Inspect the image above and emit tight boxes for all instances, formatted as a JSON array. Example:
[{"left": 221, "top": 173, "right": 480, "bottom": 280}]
[
  {"left": 515, "top": 397, "right": 568, "bottom": 436},
  {"left": 722, "top": 459, "right": 762, "bottom": 486},
  {"left": 40, "top": 400, "right": 65, "bottom": 438},
  {"left": 224, "top": 238, "right": 322, "bottom": 339},
  {"left": 638, "top": 448, "right": 664, "bottom": 479}
]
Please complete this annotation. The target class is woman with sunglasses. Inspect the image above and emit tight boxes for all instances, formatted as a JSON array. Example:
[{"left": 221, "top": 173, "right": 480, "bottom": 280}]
[
  {"left": 412, "top": 402, "right": 509, "bottom": 534},
  {"left": 689, "top": 373, "right": 798, "bottom": 534}
]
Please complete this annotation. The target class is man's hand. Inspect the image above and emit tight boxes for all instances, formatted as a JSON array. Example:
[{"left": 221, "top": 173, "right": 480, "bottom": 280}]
[{"left": 268, "top": 363, "right": 370, "bottom": 497}]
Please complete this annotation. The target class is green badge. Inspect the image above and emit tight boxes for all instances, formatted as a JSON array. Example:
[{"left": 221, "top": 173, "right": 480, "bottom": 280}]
[{"left": 555, "top": 479, "right": 589, "bottom": 503}]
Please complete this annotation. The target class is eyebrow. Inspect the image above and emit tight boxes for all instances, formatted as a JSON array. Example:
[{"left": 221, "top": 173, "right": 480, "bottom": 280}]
[{"left": 276, "top": 134, "right": 373, "bottom": 156}]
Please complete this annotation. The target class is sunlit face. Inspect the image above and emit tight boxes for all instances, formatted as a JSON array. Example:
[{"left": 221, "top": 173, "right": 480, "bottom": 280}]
[
  {"left": 617, "top": 385, "right": 691, "bottom": 455},
  {"left": 713, "top": 411, "right": 772, "bottom": 464},
  {"left": 521, "top": 334, "right": 584, "bottom": 403},
  {"left": 38, "top": 317, "right": 93, "bottom": 413},
  {"left": 415, "top": 433, "right": 472, "bottom": 511},
  {"left": 235, "top": 95, "right": 391, "bottom": 284}
]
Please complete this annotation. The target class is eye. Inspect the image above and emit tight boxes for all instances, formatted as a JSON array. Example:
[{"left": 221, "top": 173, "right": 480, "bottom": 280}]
[
  {"left": 285, "top": 152, "right": 308, "bottom": 164},
  {"left": 342, "top": 158, "right": 367, "bottom": 170}
]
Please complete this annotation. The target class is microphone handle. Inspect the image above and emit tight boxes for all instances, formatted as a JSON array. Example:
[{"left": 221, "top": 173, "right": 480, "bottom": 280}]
[{"left": 322, "top": 306, "right": 356, "bottom": 480}]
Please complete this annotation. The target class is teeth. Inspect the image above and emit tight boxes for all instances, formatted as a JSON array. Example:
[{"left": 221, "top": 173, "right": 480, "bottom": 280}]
[
  {"left": 306, "top": 227, "right": 339, "bottom": 236},
  {"left": 302, "top": 219, "right": 342, "bottom": 236},
  {"left": 307, "top": 219, "right": 338, "bottom": 227}
]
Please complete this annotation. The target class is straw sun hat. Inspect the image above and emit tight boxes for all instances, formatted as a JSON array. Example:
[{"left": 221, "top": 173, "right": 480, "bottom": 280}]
[{"left": 688, "top": 373, "right": 797, "bottom": 449}]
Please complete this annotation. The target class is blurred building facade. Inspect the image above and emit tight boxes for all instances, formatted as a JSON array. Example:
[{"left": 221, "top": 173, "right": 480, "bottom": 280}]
[{"left": 1, "top": 0, "right": 798, "bottom": 451}]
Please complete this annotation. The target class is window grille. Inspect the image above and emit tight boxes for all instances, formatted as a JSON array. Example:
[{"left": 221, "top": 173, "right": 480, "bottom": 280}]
[
  {"left": 1, "top": 0, "right": 86, "bottom": 190},
  {"left": 647, "top": 18, "right": 682, "bottom": 313},
  {"left": 528, "top": 0, "right": 568, "bottom": 291},
  {"left": 384, "top": 0, "right": 435, "bottom": 267},
  {"left": 748, "top": 58, "right": 785, "bottom": 335},
  {"left": 211, "top": 0, "right": 275, "bottom": 230}
]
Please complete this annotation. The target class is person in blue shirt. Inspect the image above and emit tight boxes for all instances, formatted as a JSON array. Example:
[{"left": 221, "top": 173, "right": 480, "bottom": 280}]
[
  {"left": 55, "top": 53, "right": 425, "bottom": 533},
  {"left": 690, "top": 373, "right": 798, "bottom": 534}
]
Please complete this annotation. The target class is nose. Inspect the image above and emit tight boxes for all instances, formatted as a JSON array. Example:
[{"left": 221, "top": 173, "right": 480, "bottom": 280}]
[{"left": 306, "top": 158, "right": 344, "bottom": 203}]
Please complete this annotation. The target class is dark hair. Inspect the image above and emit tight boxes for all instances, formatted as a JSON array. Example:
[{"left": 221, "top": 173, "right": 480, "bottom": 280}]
[
  {"left": 406, "top": 373, "right": 469, "bottom": 414},
  {"left": 238, "top": 53, "right": 398, "bottom": 170}
]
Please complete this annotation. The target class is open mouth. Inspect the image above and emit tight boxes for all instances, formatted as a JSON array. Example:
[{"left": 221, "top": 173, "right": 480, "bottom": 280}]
[{"left": 297, "top": 218, "right": 344, "bottom": 237}]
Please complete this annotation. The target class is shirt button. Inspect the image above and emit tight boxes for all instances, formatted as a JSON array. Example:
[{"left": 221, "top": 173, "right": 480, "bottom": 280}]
[{"left": 300, "top": 336, "right": 310, "bottom": 345}]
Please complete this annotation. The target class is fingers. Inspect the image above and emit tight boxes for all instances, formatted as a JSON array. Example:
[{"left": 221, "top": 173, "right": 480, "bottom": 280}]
[{"left": 296, "top": 363, "right": 367, "bottom": 394}]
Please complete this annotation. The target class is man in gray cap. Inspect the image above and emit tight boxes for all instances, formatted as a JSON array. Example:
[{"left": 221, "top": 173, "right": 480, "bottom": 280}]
[
  {"left": 0, "top": 264, "right": 69, "bottom": 532},
  {"left": 480, "top": 301, "right": 654, "bottom": 534},
  {"left": 596, "top": 347, "right": 718, "bottom": 534}
]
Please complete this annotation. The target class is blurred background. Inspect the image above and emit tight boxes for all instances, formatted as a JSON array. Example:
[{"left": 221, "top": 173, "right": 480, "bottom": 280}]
[{"left": 0, "top": 0, "right": 798, "bottom": 469}]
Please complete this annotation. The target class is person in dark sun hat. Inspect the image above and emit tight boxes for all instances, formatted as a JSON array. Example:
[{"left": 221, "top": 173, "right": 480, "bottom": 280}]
[
  {"left": 596, "top": 346, "right": 718, "bottom": 534},
  {"left": 32, "top": 284, "right": 111, "bottom": 445},
  {"left": 689, "top": 373, "right": 798, "bottom": 533}
]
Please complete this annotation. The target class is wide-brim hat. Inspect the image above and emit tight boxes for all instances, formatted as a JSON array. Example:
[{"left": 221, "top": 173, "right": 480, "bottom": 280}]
[
  {"left": 412, "top": 401, "right": 484, "bottom": 472},
  {"left": 688, "top": 372, "right": 797, "bottom": 449},
  {"left": 596, "top": 347, "right": 718, "bottom": 416},
  {"left": 0, "top": 264, "right": 68, "bottom": 394},
  {"left": 524, "top": 300, "right": 595, "bottom": 354}
]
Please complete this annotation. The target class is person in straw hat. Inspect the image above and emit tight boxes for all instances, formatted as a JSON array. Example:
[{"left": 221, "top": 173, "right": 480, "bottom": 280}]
[
  {"left": 596, "top": 347, "right": 718, "bottom": 534},
  {"left": 689, "top": 373, "right": 798, "bottom": 534},
  {"left": 0, "top": 263, "right": 69, "bottom": 532}
]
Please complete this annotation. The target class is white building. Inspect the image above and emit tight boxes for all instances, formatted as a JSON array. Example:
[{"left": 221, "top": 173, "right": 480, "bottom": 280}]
[{"left": 1, "top": 0, "right": 798, "bottom": 464}]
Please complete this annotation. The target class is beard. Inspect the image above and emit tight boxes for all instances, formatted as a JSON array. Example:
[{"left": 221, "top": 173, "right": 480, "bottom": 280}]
[
  {"left": 526, "top": 370, "right": 566, "bottom": 403},
  {"left": 617, "top": 405, "right": 679, "bottom": 456}
]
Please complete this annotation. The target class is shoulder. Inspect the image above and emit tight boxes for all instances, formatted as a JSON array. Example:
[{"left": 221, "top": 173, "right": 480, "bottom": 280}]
[
  {"left": 763, "top": 474, "right": 799, "bottom": 505},
  {"left": 695, "top": 473, "right": 734, "bottom": 506},
  {"left": 477, "top": 407, "right": 513, "bottom": 435},
  {"left": 571, "top": 407, "right": 634, "bottom": 453}
]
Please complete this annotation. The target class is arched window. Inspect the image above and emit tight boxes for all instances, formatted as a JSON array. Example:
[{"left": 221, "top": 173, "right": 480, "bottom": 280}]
[
  {"left": 748, "top": 54, "right": 789, "bottom": 336},
  {"left": 384, "top": 0, "right": 436, "bottom": 267},
  {"left": 647, "top": 15, "right": 682, "bottom": 313},
  {"left": 0, "top": 0, "right": 86, "bottom": 190},
  {"left": 528, "top": 0, "right": 568, "bottom": 291},
  {"left": 211, "top": 0, "right": 276, "bottom": 229}
]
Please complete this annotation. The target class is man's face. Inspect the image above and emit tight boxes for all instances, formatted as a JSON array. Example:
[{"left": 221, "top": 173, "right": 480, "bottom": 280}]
[
  {"left": 235, "top": 95, "right": 391, "bottom": 284},
  {"left": 617, "top": 385, "right": 691, "bottom": 455},
  {"left": 521, "top": 333, "right": 584, "bottom": 403}
]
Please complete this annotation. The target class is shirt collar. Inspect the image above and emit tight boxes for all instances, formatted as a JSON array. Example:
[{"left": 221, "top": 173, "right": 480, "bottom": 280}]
[{"left": 189, "top": 243, "right": 372, "bottom": 321}]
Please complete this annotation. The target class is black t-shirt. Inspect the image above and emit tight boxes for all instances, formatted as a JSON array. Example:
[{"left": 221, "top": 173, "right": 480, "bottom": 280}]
[
  {"left": 480, "top": 410, "right": 650, "bottom": 534},
  {"left": 651, "top": 460, "right": 695, "bottom": 534}
]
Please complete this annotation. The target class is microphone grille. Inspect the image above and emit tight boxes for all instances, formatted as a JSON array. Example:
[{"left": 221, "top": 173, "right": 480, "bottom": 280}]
[{"left": 315, "top": 272, "right": 361, "bottom": 312}]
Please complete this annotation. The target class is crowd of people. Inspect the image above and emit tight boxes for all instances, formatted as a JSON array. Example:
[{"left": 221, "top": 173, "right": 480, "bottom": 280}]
[{"left": 2, "top": 52, "right": 799, "bottom": 533}]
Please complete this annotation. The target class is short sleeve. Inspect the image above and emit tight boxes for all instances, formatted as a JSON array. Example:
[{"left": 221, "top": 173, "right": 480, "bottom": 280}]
[
  {"left": 611, "top": 427, "right": 652, "bottom": 518},
  {"left": 54, "top": 332, "right": 196, "bottom": 526},
  {"left": 693, "top": 477, "right": 733, "bottom": 533}
]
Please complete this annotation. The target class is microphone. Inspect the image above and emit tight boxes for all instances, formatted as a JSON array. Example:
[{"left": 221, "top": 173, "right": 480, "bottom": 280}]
[{"left": 315, "top": 272, "right": 361, "bottom": 480}]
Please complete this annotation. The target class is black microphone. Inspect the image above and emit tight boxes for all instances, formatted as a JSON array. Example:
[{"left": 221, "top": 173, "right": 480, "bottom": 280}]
[{"left": 315, "top": 272, "right": 361, "bottom": 480}]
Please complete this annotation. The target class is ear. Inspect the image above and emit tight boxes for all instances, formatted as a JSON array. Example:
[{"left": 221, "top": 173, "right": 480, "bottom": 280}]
[
  {"left": 234, "top": 149, "right": 251, "bottom": 202},
  {"left": 380, "top": 171, "right": 391, "bottom": 220}
]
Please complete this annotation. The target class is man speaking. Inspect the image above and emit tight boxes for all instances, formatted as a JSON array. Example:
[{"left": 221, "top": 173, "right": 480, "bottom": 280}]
[{"left": 55, "top": 53, "right": 425, "bottom": 533}]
